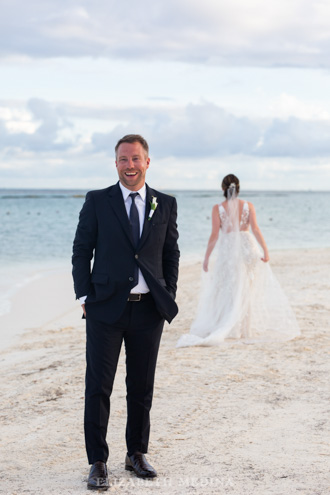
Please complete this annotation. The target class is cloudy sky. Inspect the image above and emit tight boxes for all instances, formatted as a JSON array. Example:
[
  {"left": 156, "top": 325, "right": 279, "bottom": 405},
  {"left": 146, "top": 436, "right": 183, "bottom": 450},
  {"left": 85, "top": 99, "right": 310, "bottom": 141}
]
[{"left": 1, "top": 0, "right": 330, "bottom": 190}]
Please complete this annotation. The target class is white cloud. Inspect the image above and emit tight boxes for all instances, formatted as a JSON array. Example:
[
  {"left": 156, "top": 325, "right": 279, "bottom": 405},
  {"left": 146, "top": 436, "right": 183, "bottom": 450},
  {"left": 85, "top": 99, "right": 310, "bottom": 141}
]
[
  {"left": 1, "top": 2, "right": 330, "bottom": 191},
  {"left": 1, "top": 98, "right": 330, "bottom": 190},
  {"left": 2, "top": 99, "right": 330, "bottom": 159},
  {"left": 268, "top": 93, "right": 330, "bottom": 121},
  {"left": 0, "top": 99, "right": 77, "bottom": 151},
  {"left": 257, "top": 117, "right": 330, "bottom": 157},
  {"left": 86, "top": 101, "right": 330, "bottom": 159},
  {"left": 2, "top": 1, "right": 330, "bottom": 67},
  {"left": 90, "top": 102, "right": 261, "bottom": 157},
  {"left": 0, "top": 106, "right": 36, "bottom": 134}
]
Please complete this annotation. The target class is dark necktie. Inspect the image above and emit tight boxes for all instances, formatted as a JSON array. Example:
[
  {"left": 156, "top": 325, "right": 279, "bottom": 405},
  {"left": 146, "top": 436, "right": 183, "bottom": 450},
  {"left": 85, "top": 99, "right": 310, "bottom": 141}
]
[{"left": 129, "top": 193, "right": 140, "bottom": 287}]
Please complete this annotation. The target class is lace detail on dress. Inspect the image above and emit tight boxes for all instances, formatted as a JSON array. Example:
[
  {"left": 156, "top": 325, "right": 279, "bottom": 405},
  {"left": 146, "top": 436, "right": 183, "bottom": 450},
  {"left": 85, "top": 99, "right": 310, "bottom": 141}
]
[
  {"left": 240, "top": 202, "right": 249, "bottom": 228},
  {"left": 219, "top": 201, "right": 249, "bottom": 231},
  {"left": 219, "top": 204, "right": 229, "bottom": 229}
]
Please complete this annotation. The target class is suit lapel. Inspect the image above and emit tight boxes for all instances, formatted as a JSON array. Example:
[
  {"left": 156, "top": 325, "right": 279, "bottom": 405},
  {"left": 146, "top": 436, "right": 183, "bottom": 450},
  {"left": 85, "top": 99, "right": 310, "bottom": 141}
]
[
  {"left": 138, "top": 184, "right": 157, "bottom": 249},
  {"left": 107, "top": 182, "right": 134, "bottom": 246}
]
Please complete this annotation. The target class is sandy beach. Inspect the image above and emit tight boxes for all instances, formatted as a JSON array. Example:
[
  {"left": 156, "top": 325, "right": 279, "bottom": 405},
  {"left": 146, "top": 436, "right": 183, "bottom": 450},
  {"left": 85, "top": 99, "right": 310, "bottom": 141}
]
[{"left": 0, "top": 248, "right": 329, "bottom": 494}]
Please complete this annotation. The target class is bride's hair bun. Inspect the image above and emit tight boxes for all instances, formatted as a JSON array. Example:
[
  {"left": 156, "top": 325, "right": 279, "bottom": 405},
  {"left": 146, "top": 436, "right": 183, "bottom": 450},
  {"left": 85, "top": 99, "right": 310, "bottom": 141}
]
[{"left": 221, "top": 174, "right": 240, "bottom": 198}]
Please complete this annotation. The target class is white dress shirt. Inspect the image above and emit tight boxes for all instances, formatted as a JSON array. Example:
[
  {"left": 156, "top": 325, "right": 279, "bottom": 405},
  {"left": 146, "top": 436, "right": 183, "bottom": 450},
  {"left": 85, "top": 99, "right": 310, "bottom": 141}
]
[{"left": 79, "top": 182, "right": 149, "bottom": 306}]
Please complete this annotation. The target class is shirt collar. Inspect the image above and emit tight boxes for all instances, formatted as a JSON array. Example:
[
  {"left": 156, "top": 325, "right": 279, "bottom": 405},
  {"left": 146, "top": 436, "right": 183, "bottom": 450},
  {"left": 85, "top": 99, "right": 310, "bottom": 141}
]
[{"left": 119, "top": 181, "right": 146, "bottom": 202}]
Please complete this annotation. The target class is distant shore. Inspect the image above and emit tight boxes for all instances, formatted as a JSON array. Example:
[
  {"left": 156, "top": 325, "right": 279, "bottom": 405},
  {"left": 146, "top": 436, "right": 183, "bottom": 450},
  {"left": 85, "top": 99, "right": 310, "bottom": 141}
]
[{"left": 0, "top": 248, "right": 329, "bottom": 494}]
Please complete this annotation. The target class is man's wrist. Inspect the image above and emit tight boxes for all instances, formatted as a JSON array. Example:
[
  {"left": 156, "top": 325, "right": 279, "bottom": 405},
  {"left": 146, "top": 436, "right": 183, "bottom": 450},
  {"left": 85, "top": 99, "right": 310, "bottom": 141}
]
[{"left": 79, "top": 296, "right": 87, "bottom": 305}]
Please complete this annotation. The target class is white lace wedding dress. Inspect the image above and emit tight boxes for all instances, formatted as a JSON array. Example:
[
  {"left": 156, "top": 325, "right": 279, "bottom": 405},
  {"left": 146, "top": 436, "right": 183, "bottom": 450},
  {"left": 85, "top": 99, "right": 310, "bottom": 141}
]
[{"left": 177, "top": 201, "right": 300, "bottom": 347}]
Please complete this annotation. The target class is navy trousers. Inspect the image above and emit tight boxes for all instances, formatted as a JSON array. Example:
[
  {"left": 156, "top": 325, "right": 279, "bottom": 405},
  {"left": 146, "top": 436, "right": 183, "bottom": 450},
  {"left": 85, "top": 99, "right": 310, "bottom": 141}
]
[{"left": 84, "top": 294, "right": 164, "bottom": 464}]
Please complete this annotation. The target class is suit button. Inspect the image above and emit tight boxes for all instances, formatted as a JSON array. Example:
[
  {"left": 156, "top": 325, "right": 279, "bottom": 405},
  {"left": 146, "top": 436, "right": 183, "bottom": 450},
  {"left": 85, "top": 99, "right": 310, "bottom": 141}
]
[
  {"left": 129, "top": 277, "right": 134, "bottom": 282},
  {"left": 135, "top": 254, "right": 139, "bottom": 259}
]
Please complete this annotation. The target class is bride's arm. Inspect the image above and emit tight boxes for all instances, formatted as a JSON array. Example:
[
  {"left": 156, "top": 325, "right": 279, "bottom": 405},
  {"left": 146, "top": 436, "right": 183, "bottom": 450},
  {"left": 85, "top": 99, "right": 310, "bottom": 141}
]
[
  {"left": 249, "top": 203, "right": 270, "bottom": 262},
  {"left": 203, "top": 205, "right": 221, "bottom": 271}
]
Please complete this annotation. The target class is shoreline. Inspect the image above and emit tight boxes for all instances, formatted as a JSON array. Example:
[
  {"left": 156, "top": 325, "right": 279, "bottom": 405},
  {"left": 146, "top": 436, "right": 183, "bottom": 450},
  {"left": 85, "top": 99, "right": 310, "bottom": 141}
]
[
  {"left": 0, "top": 248, "right": 329, "bottom": 494},
  {"left": 0, "top": 265, "right": 80, "bottom": 350}
]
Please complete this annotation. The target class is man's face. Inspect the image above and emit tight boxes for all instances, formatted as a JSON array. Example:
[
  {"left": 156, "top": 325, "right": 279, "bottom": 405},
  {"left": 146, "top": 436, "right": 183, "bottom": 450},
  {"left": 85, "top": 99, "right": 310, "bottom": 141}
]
[{"left": 116, "top": 142, "right": 150, "bottom": 191}]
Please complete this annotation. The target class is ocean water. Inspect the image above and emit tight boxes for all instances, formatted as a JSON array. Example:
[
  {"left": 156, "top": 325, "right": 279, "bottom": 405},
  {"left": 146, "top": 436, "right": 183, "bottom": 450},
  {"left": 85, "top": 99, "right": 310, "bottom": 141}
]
[{"left": 1, "top": 188, "right": 329, "bottom": 317}]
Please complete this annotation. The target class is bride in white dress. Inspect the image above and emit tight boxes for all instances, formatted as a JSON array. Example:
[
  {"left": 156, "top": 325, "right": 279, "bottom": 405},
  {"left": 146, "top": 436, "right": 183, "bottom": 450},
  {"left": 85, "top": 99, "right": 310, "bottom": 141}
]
[{"left": 177, "top": 175, "right": 300, "bottom": 347}]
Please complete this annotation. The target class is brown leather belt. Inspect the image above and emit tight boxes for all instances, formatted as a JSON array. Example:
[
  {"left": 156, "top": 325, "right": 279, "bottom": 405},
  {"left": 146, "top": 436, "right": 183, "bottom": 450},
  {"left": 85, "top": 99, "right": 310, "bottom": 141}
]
[{"left": 127, "top": 293, "right": 151, "bottom": 302}]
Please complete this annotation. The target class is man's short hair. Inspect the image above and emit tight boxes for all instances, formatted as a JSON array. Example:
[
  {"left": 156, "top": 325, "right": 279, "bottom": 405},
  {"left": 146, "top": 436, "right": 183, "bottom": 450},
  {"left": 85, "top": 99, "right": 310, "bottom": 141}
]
[{"left": 115, "top": 134, "right": 149, "bottom": 157}]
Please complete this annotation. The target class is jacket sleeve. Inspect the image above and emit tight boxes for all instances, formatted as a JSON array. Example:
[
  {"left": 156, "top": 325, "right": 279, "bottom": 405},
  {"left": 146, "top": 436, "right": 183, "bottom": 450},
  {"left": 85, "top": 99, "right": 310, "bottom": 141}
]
[
  {"left": 162, "top": 197, "right": 180, "bottom": 298},
  {"left": 72, "top": 192, "right": 98, "bottom": 299}
]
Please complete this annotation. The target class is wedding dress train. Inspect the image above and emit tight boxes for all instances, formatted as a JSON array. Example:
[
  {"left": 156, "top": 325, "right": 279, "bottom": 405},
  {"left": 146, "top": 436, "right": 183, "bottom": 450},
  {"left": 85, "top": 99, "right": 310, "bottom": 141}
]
[{"left": 177, "top": 201, "right": 300, "bottom": 347}]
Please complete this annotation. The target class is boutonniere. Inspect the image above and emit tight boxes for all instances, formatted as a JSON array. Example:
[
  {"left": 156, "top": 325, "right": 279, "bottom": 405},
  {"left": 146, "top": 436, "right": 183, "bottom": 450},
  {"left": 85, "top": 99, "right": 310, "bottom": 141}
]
[{"left": 148, "top": 196, "right": 158, "bottom": 221}]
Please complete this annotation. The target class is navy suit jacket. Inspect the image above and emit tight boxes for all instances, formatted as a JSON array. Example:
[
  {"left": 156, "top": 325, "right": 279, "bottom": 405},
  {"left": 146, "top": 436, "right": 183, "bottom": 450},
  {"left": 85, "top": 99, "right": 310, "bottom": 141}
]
[{"left": 72, "top": 182, "right": 180, "bottom": 323}]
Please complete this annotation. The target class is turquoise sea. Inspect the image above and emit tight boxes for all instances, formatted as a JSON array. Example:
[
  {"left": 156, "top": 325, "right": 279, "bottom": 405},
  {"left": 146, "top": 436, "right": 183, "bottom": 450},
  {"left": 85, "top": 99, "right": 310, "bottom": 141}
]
[{"left": 1, "top": 188, "right": 329, "bottom": 317}]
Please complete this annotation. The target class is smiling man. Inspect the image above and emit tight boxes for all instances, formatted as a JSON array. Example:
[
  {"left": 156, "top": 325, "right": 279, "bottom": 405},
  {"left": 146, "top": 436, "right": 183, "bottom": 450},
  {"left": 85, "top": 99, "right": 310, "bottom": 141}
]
[{"left": 72, "top": 134, "right": 180, "bottom": 490}]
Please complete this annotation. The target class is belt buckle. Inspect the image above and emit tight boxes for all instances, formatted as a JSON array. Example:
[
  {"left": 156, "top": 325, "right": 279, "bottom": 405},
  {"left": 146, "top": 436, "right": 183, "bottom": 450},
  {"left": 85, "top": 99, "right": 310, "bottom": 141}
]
[{"left": 128, "top": 293, "right": 142, "bottom": 302}]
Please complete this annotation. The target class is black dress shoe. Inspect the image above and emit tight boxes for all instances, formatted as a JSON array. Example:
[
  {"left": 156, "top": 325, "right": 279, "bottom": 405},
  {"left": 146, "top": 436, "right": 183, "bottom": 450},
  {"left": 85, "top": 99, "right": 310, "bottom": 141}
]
[
  {"left": 87, "top": 461, "right": 109, "bottom": 491},
  {"left": 125, "top": 452, "right": 157, "bottom": 479}
]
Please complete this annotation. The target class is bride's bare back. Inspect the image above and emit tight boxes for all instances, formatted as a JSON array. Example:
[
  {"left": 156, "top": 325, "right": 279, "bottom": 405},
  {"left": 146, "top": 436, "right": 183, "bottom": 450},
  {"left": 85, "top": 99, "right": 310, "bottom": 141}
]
[{"left": 219, "top": 198, "right": 250, "bottom": 232}]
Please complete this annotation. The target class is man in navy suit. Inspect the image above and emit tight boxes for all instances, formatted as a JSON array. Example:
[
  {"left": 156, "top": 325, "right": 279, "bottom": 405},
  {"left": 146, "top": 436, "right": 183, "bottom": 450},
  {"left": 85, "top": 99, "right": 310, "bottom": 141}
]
[{"left": 72, "top": 134, "right": 179, "bottom": 490}]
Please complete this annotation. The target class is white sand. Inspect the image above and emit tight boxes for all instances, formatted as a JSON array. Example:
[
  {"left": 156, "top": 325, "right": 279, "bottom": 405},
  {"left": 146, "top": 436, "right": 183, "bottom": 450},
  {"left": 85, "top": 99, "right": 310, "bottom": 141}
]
[{"left": 0, "top": 249, "right": 329, "bottom": 494}]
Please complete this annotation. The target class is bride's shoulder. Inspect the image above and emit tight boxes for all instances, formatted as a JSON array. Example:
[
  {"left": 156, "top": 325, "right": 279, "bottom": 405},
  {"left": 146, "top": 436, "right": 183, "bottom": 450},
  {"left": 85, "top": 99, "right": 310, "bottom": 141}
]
[
  {"left": 246, "top": 200, "right": 255, "bottom": 209},
  {"left": 211, "top": 204, "right": 222, "bottom": 225},
  {"left": 212, "top": 203, "right": 222, "bottom": 214},
  {"left": 245, "top": 201, "right": 257, "bottom": 216},
  {"left": 241, "top": 200, "right": 253, "bottom": 209}
]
